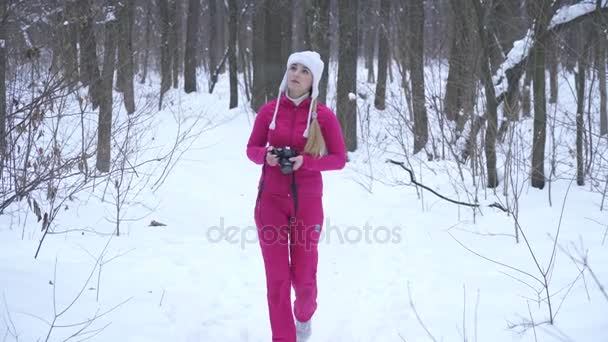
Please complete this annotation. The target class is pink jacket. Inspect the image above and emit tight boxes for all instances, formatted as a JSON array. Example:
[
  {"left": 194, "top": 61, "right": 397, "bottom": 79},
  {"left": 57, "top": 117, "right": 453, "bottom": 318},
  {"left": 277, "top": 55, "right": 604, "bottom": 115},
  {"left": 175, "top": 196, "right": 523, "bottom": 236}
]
[{"left": 246, "top": 95, "right": 347, "bottom": 197}]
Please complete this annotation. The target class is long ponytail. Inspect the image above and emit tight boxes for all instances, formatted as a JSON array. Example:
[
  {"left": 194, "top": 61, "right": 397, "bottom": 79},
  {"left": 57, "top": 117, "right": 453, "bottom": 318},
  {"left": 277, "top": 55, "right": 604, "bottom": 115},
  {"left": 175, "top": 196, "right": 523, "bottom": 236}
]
[{"left": 304, "top": 99, "right": 327, "bottom": 157}]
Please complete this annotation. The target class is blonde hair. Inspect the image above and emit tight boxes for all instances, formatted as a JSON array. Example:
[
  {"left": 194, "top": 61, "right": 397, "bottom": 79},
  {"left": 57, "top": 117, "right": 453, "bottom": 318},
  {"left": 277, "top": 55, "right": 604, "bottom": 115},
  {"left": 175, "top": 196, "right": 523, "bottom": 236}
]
[{"left": 303, "top": 99, "right": 327, "bottom": 157}]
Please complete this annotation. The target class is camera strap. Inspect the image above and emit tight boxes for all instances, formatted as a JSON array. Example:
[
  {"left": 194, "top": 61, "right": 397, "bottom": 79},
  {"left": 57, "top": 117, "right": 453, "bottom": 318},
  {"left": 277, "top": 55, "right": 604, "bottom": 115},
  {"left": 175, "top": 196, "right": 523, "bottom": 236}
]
[{"left": 291, "top": 172, "right": 298, "bottom": 215}]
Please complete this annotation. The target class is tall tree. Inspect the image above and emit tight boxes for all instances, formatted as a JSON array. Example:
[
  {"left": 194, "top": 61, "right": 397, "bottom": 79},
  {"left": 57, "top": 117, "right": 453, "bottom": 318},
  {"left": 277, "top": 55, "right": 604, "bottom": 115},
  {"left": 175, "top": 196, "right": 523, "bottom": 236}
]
[
  {"left": 529, "top": 0, "right": 552, "bottom": 189},
  {"left": 0, "top": 3, "right": 6, "bottom": 172},
  {"left": 62, "top": 1, "right": 79, "bottom": 86},
  {"left": 140, "top": 2, "right": 152, "bottom": 84},
  {"left": 78, "top": 0, "right": 101, "bottom": 109},
  {"left": 208, "top": 0, "right": 220, "bottom": 76},
  {"left": 337, "top": 0, "right": 358, "bottom": 152},
  {"left": 228, "top": 0, "right": 238, "bottom": 108},
  {"left": 471, "top": 0, "right": 498, "bottom": 188},
  {"left": 596, "top": 5, "right": 608, "bottom": 136},
  {"left": 576, "top": 25, "right": 592, "bottom": 186},
  {"left": 184, "top": 0, "right": 200, "bottom": 93},
  {"left": 444, "top": 0, "right": 478, "bottom": 130},
  {"left": 264, "top": 0, "right": 287, "bottom": 101},
  {"left": 159, "top": 0, "right": 171, "bottom": 109},
  {"left": 407, "top": 0, "right": 428, "bottom": 154},
  {"left": 251, "top": 0, "right": 266, "bottom": 111},
  {"left": 170, "top": 0, "right": 179, "bottom": 88},
  {"left": 307, "top": 0, "right": 330, "bottom": 104},
  {"left": 116, "top": 0, "right": 135, "bottom": 114},
  {"left": 374, "top": 0, "right": 389, "bottom": 110},
  {"left": 97, "top": 3, "right": 118, "bottom": 173}
]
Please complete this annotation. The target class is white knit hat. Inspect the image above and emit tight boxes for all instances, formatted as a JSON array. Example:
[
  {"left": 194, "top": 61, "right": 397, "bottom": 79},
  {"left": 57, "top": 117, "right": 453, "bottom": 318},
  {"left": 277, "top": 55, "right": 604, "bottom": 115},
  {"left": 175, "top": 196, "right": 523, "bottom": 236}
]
[{"left": 268, "top": 51, "right": 325, "bottom": 137}]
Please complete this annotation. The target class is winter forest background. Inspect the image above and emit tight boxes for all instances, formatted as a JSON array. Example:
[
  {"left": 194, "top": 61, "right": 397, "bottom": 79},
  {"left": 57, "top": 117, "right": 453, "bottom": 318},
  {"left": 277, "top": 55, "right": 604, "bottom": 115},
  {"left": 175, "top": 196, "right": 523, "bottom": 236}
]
[{"left": 0, "top": 0, "right": 607, "bottom": 341}]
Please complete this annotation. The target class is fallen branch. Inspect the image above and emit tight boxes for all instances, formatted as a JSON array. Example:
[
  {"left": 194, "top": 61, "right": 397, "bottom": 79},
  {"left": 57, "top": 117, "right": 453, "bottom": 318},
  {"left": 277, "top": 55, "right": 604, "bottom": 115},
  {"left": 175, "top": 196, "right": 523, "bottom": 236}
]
[{"left": 386, "top": 159, "right": 507, "bottom": 212}]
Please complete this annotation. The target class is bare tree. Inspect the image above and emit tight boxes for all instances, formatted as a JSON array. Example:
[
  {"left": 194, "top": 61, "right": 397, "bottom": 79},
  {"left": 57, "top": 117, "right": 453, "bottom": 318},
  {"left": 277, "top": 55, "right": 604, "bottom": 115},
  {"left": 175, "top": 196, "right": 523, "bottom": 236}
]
[
  {"left": 407, "top": 0, "right": 429, "bottom": 154},
  {"left": 529, "top": 0, "right": 552, "bottom": 189},
  {"left": 77, "top": 0, "right": 101, "bottom": 109},
  {"left": 263, "top": 0, "right": 290, "bottom": 101},
  {"left": 168, "top": 0, "right": 179, "bottom": 89},
  {"left": 307, "top": 0, "right": 330, "bottom": 104},
  {"left": 0, "top": 2, "right": 5, "bottom": 172},
  {"left": 184, "top": 0, "right": 200, "bottom": 93},
  {"left": 159, "top": 0, "right": 171, "bottom": 109},
  {"left": 97, "top": 2, "right": 118, "bottom": 172},
  {"left": 576, "top": 25, "right": 592, "bottom": 186},
  {"left": 444, "top": 0, "right": 478, "bottom": 133},
  {"left": 116, "top": 0, "right": 135, "bottom": 114},
  {"left": 140, "top": 2, "right": 153, "bottom": 84},
  {"left": 374, "top": 0, "right": 389, "bottom": 110},
  {"left": 251, "top": 0, "right": 266, "bottom": 111},
  {"left": 470, "top": 0, "right": 498, "bottom": 188},
  {"left": 228, "top": 0, "right": 238, "bottom": 108},
  {"left": 337, "top": 0, "right": 358, "bottom": 152}
]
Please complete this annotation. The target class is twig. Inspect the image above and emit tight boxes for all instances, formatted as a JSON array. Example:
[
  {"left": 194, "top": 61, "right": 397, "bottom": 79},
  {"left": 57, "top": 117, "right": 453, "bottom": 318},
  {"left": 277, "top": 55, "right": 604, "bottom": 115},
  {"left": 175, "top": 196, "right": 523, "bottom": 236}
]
[
  {"left": 527, "top": 301, "right": 538, "bottom": 342},
  {"left": 386, "top": 159, "right": 507, "bottom": 212},
  {"left": 449, "top": 232, "right": 544, "bottom": 287},
  {"left": 407, "top": 282, "right": 438, "bottom": 342}
]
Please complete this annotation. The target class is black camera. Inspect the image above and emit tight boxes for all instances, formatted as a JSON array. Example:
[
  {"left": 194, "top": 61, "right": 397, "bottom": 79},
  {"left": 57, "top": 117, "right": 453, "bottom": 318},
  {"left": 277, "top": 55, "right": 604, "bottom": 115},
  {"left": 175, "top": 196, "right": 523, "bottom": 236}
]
[{"left": 270, "top": 147, "right": 299, "bottom": 174}]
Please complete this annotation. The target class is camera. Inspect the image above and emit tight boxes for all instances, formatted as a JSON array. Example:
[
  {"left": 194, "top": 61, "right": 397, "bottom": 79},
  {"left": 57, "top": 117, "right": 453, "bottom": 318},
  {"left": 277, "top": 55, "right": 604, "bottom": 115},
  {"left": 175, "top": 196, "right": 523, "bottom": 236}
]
[{"left": 270, "top": 147, "right": 299, "bottom": 174}]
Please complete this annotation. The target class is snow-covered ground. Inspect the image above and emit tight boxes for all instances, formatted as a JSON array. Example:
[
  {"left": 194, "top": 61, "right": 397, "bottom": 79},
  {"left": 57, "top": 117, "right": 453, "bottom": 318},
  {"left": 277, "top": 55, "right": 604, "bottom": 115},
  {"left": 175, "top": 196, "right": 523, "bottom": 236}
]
[{"left": 1, "top": 64, "right": 607, "bottom": 342}]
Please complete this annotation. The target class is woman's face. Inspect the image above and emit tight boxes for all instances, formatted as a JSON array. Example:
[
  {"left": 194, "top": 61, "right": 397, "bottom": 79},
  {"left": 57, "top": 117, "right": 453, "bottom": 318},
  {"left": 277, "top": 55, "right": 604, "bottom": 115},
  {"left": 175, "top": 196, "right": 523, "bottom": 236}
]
[{"left": 287, "top": 63, "right": 313, "bottom": 98}]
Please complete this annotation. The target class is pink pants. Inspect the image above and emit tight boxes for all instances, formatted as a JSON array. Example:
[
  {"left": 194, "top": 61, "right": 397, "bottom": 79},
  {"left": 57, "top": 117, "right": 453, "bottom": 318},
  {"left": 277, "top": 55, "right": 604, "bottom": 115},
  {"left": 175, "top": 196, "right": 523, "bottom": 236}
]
[{"left": 254, "top": 193, "right": 323, "bottom": 342}]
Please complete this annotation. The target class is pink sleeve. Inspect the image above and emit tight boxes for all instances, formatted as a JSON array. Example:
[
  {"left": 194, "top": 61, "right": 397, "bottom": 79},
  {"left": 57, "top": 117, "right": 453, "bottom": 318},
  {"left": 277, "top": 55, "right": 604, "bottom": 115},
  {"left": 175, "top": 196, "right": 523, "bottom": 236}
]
[
  {"left": 246, "top": 109, "right": 269, "bottom": 165},
  {"left": 301, "top": 111, "right": 347, "bottom": 172}
]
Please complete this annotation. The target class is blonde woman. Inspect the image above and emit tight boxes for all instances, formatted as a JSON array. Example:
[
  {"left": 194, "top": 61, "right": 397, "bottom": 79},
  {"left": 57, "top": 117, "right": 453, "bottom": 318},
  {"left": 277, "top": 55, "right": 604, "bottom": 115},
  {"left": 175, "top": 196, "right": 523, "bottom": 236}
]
[{"left": 246, "top": 51, "right": 346, "bottom": 341}]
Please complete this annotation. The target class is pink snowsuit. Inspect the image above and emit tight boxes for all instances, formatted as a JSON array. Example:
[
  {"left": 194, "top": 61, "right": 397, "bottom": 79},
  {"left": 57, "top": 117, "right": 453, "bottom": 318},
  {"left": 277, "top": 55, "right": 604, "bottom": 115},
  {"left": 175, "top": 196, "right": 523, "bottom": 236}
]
[{"left": 247, "top": 94, "right": 346, "bottom": 341}]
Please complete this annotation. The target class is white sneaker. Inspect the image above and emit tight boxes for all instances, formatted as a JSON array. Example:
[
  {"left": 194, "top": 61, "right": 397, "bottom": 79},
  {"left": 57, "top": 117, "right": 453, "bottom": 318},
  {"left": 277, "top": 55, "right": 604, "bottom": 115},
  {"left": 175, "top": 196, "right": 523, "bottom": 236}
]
[{"left": 295, "top": 319, "right": 312, "bottom": 342}]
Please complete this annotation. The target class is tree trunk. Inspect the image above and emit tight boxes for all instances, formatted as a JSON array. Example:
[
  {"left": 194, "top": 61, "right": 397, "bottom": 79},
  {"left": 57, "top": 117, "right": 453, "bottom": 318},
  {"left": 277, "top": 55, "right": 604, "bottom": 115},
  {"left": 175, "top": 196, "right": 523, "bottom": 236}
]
[
  {"left": 444, "top": 0, "right": 478, "bottom": 128},
  {"left": 408, "top": 0, "right": 428, "bottom": 154},
  {"left": 170, "top": 0, "right": 179, "bottom": 88},
  {"left": 576, "top": 27, "right": 591, "bottom": 186},
  {"left": 264, "top": 0, "right": 285, "bottom": 101},
  {"left": 280, "top": 0, "right": 292, "bottom": 67},
  {"left": 308, "top": 0, "right": 330, "bottom": 104},
  {"left": 337, "top": 0, "right": 358, "bottom": 152},
  {"left": 62, "top": 2, "right": 79, "bottom": 86},
  {"left": 140, "top": 2, "right": 152, "bottom": 84},
  {"left": 471, "top": 0, "right": 498, "bottom": 188},
  {"left": 251, "top": 0, "right": 266, "bottom": 111},
  {"left": 364, "top": 0, "right": 377, "bottom": 84},
  {"left": 117, "top": 0, "right": 135, "bottom": 114},
  {"left": 228, "top": 0, "right": 238, "bottom": 108},
  {"left": 78, "top": 0, "right": 101, "bottom": 109},
  {"left": 208, "top": 0, "right": 219, "bottom": 77},
  {"left": 159, "top": 0, "right": 171, "bottom": 109},
  {"left": 599, "top": 30, "right": 608, "bottom": 135},
  {"left": 548, "top": 35, "right": 558, "bottom": 104},
  {"left": 522, "top": 62, "right": 532, "bottom": 117},
  {"left": 530, "top": 0, "right": 551, "bottom": 189},
  {"left": 184, "top": 0, "right": 200, "bottom": 93},
  {"left": 374, "top": 0, "right": 389, "bottom": 110},
  {"left": 97, "top": 7, "right": 118, "bottom": 173},
  {"left": 0, "top": 6, "right": 6, "bottom": 172}
]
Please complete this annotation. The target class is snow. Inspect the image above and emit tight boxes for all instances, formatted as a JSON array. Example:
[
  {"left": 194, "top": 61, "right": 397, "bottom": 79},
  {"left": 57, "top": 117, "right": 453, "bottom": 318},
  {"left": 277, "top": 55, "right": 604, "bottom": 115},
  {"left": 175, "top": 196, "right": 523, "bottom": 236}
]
[
  {"left": 550, "top": 0, "right": 608, "bottom": 29},
  {"left": 0, "top": 40, "right": 4, "bottom": 49},
  {"left": 348, "top": 92, "right": 357, "bottom": 101},
  {"left": 494, "top": 0, "right": 608, "bottom": 99},
  {"left": 0, "top": 66, "right": 607, "bottom": 342}
]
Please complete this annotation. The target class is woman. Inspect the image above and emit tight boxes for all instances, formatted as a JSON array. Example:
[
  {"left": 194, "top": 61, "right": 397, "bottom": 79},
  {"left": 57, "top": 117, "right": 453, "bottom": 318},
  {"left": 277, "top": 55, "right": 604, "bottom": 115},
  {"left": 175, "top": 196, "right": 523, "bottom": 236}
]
[{"left": 246, "top": 50, "right": 347, "bottom": 342}]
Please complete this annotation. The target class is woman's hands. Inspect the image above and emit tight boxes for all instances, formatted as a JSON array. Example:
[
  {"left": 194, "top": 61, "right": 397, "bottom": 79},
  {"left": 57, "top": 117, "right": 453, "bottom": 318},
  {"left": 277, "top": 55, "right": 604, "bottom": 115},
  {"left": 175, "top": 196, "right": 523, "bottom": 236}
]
[
  {"left": 265, "top": 146, "right": 304, "bottom": 171},
  {"left": 289, "top": 155, "right": 303, "bottom": 171},
  {"left": 265, "top": 146, "right": 278, "bottom": 166}
]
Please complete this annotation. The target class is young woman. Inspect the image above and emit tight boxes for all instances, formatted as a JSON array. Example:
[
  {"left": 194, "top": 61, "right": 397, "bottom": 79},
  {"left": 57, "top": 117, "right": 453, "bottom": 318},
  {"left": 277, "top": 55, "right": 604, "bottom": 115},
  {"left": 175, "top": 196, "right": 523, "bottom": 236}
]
[{"left": 246, "top": 50, "right": 347, "bottom": 341}]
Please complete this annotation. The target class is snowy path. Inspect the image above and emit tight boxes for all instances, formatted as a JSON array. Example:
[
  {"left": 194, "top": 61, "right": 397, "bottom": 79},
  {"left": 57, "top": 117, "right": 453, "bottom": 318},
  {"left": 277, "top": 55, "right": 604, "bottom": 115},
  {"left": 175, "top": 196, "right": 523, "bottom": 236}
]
[{"left": 1, "top": 88, "right": 607, "bottom": 342}]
